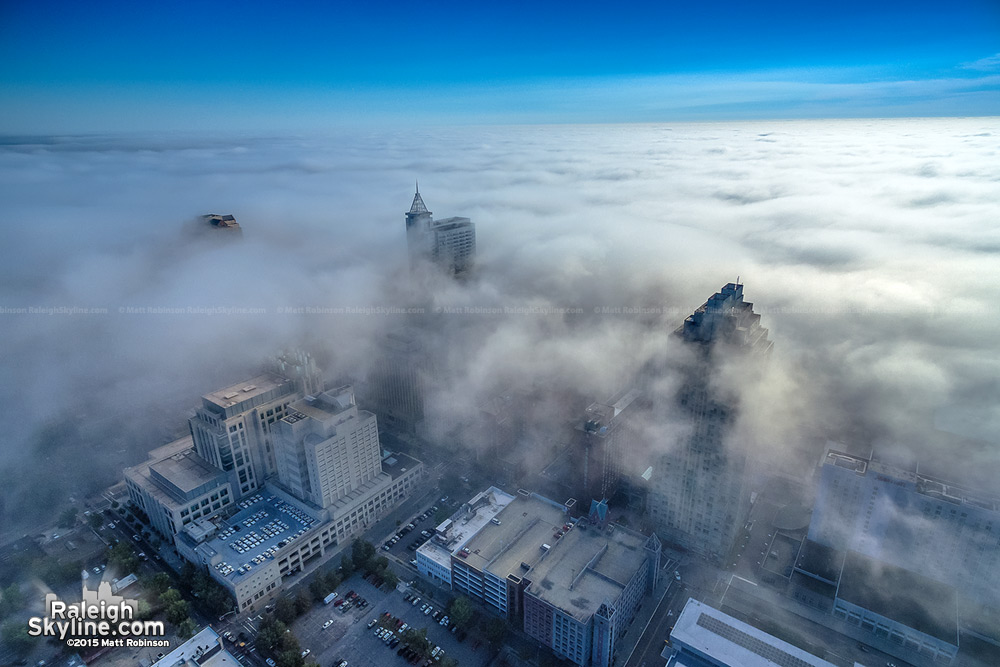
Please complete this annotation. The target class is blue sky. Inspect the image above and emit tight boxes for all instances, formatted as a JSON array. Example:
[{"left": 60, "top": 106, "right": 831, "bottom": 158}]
[{"left": 1, "top": 0, "right": 998, "bottom": 131}]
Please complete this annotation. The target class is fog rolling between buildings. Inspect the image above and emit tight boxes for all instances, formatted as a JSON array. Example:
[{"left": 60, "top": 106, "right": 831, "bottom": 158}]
[{"left": 0, "top": 118, "right": 998, "bottom": 568}]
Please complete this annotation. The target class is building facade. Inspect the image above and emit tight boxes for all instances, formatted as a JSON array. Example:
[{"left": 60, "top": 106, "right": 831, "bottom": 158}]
[
  {"left": 124, "top": 437, "right": 235, "bottom": 539},
  {"left": 809, "top": 447, "right": 1000, "bottom": 606},
  {"left": 666, "top": 598, "right": 840, "bottom": 667},
  {"left": 366, "top": 326, "right": 427, "bottom": 436},
  {"left": 188, "top": 372, "right": 303, "bottom": 498},
  {"left": 405, "top": 186, "right": 476, "bottom": 274},
  {"left": 417, "top": 487, "right": 660, "bottom": 667},
  {"left": 573, "top": 388, "right": 641, "bottom": 502},
  {"left": 648, "top": 282, "right": 771, "bottom": 563}
]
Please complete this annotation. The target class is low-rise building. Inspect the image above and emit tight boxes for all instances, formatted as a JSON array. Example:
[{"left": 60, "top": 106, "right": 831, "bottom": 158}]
[
  {"left": 418, "top": 487, "right": 660, "bottom": 667},
  {"left": 150, "top": 626, "right": 240, "bottom": 667},
  {"left": 666, "top": 598, "right": 841, "bottom": 667},
  {"left": 177, "top": 450, "right": 423, "bottom": 613},
  {"left": 834, "top": 550, "right": 959, "bottom": 664},
  {"left": 124, "top": 437, "right": 234, "bottom": 539}
]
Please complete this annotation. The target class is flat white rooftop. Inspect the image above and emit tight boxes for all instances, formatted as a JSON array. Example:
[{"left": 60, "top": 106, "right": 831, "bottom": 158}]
[
  {"left": 151, "top": 626, "right": 240, "bottom": 667},
  {"left": 417, "top": 487, "right": 515, "bottom": 571},
  {"left": 669, "top": 598, "right": 836, "bottom": 667}
]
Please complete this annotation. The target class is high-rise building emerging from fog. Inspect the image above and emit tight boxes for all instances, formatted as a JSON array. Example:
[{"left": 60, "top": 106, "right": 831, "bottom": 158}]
[
  {"left": 405, "top": 184, "right": 476, "bottom": 274},
  {"left": 648, "top": 282, "right": 771, "bottom": 562}
]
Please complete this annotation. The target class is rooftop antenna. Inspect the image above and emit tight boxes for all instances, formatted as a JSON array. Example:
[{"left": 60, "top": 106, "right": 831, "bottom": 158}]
[
  {"left": 736, "top": 275, "right": 741, "bottom": 286},
  {"left": 415, "top": 180, "right": 419, "bottom": 195}
]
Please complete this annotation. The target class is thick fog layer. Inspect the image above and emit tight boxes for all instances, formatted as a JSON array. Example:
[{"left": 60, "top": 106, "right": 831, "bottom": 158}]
[{"left": 1, "top": 119, "right": 998, "bottom": 534}]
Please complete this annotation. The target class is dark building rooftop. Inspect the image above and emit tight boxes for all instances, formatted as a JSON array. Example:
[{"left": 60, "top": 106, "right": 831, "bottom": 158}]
[
  {"left": 836, "top": 550, "right": 958, "bottom": 644},
  {"left": 794, "top": 539, "right": 845, "bottom": 585}
]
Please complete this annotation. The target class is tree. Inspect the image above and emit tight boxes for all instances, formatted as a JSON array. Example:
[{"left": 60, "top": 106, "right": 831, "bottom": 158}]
[
  {"left": 88, "top": 513, "right": 104, "bottom": 530},
  {"left": 136, "top": 600, "right": 152, "bottom": 620},
  {"left": 59, "top": 507, "right": 79, "bottom": 529},
  {"left": 159, "top": 588, "right": 183, "bottom": 606},
  {"left": 440, "top": 657, "right": 459, "bottom": 667},
  {"left": 109, "top": 541, "right": 138, "bottom": 573},
  {"left": 276, "top": 649, "right": 304, "bottom": 667},
  {"left": 0, "top": 584, "right": 25, "bottom": 619},
  {"left": 351, "top": 539, "right": 375, "bottom": 570},
  {"left": 340, "top": 554, "right": 354, "bottom": 575},
  {"left": 177, "top": 618, "right": 198, "bottom": 639},
  {"left": 256, "top": 618, "right": 287, "bottom": 651},
  {"left": 485, "top": 617, "right": 508, "bottom": 648},
  {"left": 148, "top": 572, "right": 171, "bottom": 596},
  {"left": 322, "top": 571, "right": 341, "bottom": 592},
  {"left": 166, "top": 599, "right": 190, "bottom": 626},
  {"left": 403, "top": 628, "right": 432, "bottom": 658},
  {"left": 309, "top": 577, "right": 328, "bottom": 602},
  {"left": 449, "top": 596, "right": 473, "bottom": 629},
  {"left": 1, "top": 620, "right": 33, "bottom": 656},
  {"left": 381, "top": 567, "right": 398, "bottom": 588},
  {"left": 274, "top": 597, "right": 297, "bottom": 625},
  {"left": 294, "top": 590, "right": 312, "bottom": 616}
]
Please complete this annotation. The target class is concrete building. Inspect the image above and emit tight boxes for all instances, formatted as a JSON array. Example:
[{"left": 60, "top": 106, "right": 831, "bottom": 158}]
[
  {"left": 417, "top": 487, "right": 660, "bottom": 667},
  {"left": 188, "top": 372, "right": 304, "bottom": 498},
  {"left": 197, "top": 213, "right": 243, "bottom": 239},
  {"left": 405, "top": 185, "right": 476, "bottom": 274},
  {"left": 809, "top": 448, "right": 1000, "bottom": 606},
  {"left": 572, "top": 388, "right": 641, "bottom": 502},
  {"left": 178, "top": 450, "right": 423, "bottom": 613},
  {"left": 417, "top": 487, "right": 517, "bottom": 587},
  {"left": 272, "top": 386, "right": 381, "bottom": 508},
  {"left": 648, "top": 282, "right": 771, "bottom": 563},
  {"left": 834, "top": 550, "right": 959, "bottom": 664},
  {"left": 124, "top": 436, "right": 234, "bottom": 539},
  {"left": 150, "top": 625, "right": 240, "bottom": 667},
  {"left": 665, "top": 598, "right": 845, "bottom": 667},
  {"left": 366, "top": 326, "right": 427, "bottom": 436}
]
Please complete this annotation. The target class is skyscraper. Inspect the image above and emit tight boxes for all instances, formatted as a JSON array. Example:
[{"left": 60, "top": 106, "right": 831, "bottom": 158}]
[
  {"left": 272, "top": 385, "right": 381, "bottom": 508},
  {"left": 405, "top": 184, "right": 476, "bottom": 274},
  {"left": 648, "top": 282, "right": 771, "bottom": 562}
]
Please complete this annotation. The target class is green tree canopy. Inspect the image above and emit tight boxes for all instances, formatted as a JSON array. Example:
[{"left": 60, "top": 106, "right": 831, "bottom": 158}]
[
  {"left": 59, "top": 507, "right": 79, "bottom": 529},
  {"left": 274, "top": 597, "right": 297, "bottom": 625},
  {"left": 449, "top": 596, "right": 473, "bottom": 629},
  {"left": 1, "top": 620, "right": 34, "bottom": 656},
  {"left": 166, "top": 599, "right": 190, "bottom": 626},
  {"left": 351, "top": 539, "right": 376, "bottom": 570},
  {"left": 486, "top": 617, "right": 508, "bottom": 647},
  {"left": 177, "top": 618, "right": 198, "bottom": 639},
  {"left": 147, "top": 572, "right": 171, "bottom": 595},
  {"left": 256, "top": 618, "right": 287, "bottom": 651}
]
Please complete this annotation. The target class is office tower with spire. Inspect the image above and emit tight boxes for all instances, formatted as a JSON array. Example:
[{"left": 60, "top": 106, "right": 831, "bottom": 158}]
[
  {"left": 648, "top": 282, "right": 772, "bottom": 563},
  {"left": 405, "top": 184, "right": 476, "bottom": 274}
]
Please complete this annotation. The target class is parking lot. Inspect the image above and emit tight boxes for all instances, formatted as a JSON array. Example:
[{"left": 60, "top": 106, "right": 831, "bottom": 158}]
[
  {"left": 291, "top": 571, "right": 488, "bottom": 667},
  {"left": 378, "top": 496, "right": 463, "bottom": 566}
]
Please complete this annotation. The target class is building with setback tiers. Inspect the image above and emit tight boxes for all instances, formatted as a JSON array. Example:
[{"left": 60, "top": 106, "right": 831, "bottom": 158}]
[
  {"left": 124, "top": 436, "right": 234, "bottom": 539},
  {"left": 648, "top": 282, "right": 772, "bottom": 562},
  {"left": 405, "top": 184, "right": 476, "bottom": 274}
]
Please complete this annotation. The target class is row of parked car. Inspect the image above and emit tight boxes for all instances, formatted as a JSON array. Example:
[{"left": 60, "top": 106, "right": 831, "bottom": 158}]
[
  {"left": 368, "top": 611, "right": 444, "bottom": 665},
  {"left": 384, "top": 505, "right": 441, "bottom": 551},
  {"left": 332, "top": 589, "right": 368, "bottom": 613}
]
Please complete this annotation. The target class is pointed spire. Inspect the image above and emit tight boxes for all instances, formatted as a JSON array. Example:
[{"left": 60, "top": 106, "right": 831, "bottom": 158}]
[{"left": 408, "top": 181, "right": 429, "bottom": 215}]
